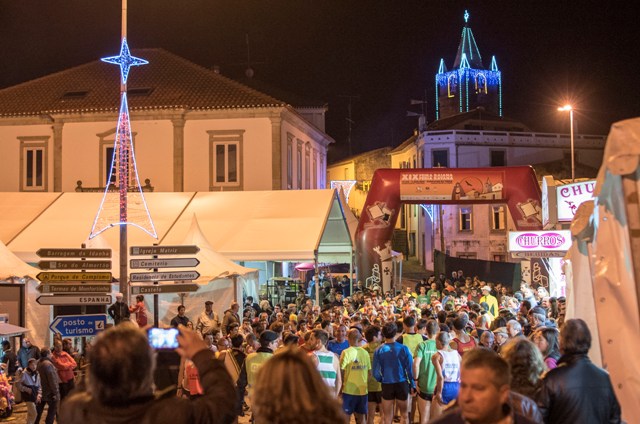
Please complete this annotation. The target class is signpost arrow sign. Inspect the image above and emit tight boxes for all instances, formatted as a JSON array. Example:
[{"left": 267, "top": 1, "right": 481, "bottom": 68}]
[
  {"left": 131, "top": 283, "right": 200, "bottom": 295},
  {"left": 36, "top": 295, "right": 112, "bottom": 306},
  {"left": 130, "top": 245, "right": 200, "bottom": 256},
  {"left": 36, "top": 272, "right": 113, "bottom": 282},
  {"left": 49, "top": 314, "right": 107, "bottom": 337},
  {"left": 37, "top": 248, "right": 111, "bottom": 258},
  {"left": 38, "top": 260, "right": 112, "bottom": 270},
  {"left": 129, "top": 271, "right": 200, "bottom": 282},
  {"left": 130, "top": 258, "right": 200, "bottom": 269},
  {"left": 37, "top": 283, "right": 112, "bottom": 294}
]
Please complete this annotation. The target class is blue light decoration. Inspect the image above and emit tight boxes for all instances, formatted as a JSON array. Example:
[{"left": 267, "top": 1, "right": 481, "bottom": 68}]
[
  {"left": 89, "top": 38, "right": 157, "bottom": 239},
  {"left": 434, "top": 10, "right": 503, "bottom": 119},
  {"left": 101, "top": 38, "right": 148, "bottom": 84}
]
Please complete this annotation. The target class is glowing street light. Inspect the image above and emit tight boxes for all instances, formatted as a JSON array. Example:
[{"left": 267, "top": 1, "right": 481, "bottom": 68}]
[{"left": 558, "top": 104, "right": 575, "bottom": 182}]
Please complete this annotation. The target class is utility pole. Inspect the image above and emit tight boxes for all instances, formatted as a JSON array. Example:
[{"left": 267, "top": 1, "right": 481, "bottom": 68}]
[{"left": 339, "top": 95, "right": 360, "bottom": 157}]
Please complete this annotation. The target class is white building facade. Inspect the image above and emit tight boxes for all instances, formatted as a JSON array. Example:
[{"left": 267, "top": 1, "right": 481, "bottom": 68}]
[{"left": 0, "top": 49, "right": 332, "bottom": 194}]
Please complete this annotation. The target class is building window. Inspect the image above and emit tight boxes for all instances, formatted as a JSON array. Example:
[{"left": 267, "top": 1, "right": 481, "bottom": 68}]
[
  {"left": 432, "top": 149, "right": 449, "bottom": 167},
  {"left": 447, "top": 74, "right": 457, "bottom": 97},
  {"left": 97, "top": 128, "right": 137, "bottom": 188},
  {"left": 305, "top": 143, "right": 311, "bottom": 189},
  {"left": 475, "top": 74, "right": 488, "bottom": 94},
  {"left": 490, "top": 150, "right": 506, "bottom": 167},
  {"left": 287, "top": 134, "right": 294, "bottom": 189},
  {"left": 459, "top": 206, "right": 473, "bottom": 232},
  {"left": 296, "top": 140, "right": 303, "bottom": 189},
  {"left": 19, "top": 137, "right": 49, "bottom": 191},
  {"left": 491, "top": 205, "right": 506, "bottom": 231},
  {"left": 208, "top": 130, "right": 244, "bottom": 189},
  {"left": 493, "top": 254, "right": 506, "bottom": 262}
]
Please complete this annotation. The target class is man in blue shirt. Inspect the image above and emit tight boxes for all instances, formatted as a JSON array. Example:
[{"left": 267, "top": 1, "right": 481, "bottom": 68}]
[
  {"left": 373, "top": 322, "right": 415, "bottom": 424},
  {"left": 327, "top": 324, "right": 349, "bottom": 357}
]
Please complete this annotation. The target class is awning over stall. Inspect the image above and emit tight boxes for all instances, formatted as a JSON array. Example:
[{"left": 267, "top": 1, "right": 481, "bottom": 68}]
[{"left": 2, "top": 189, "right": 353, "bottom": 265}]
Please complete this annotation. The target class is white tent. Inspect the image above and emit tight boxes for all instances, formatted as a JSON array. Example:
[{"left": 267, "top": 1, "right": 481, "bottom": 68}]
[
  {"left": 0, "top": 189, "right": 352, "bottom": 338},
  {"left": 0, "top": 239, "right": 40, "bottom": 281},
  {"left": 156, "top": 214, "right": 259, "bottom": 326},
  {"left": 565, "top": 117, "right": 640, "bottom": 423},
  {"left": 4, "top": 190, "right": 353, "bottom": 264}
]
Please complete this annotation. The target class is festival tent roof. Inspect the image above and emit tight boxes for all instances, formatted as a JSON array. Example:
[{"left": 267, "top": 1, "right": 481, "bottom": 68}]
[
  {"left": 176, "top": 214, "right": 258, "bottom": 283},
  {"left": 159, "top": 189, "right": 353, "bottom": 263},
  {"left": 3, "top": 189, "right": 353, "bottom": 266},
  {"left": 0, "top": 240, "right": 40, "bottom": 280},
  {"left": 0, "top": 322, "right": 30, "bottom": 337}
]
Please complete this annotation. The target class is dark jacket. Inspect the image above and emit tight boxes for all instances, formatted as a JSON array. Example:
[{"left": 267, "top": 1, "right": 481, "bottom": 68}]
[
  {"left": 108, "top": 301, "right": 131, "bottom": 325},
  {"left": 37, "top": 357, "right": 60, "bottom": 402},
  {"left": 538, "top": 354, "right": 621, "bottom": 424},
  {"left": 59, "top": 349, "right": 235, "bottom": 424}
]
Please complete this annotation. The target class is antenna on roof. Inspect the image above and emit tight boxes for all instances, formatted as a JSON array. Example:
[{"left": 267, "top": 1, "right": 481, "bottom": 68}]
[
  {"left": 338, "top": 94, "right": 360, "bottom": 157},
  {"left": 245, "top": 34, "right": 254, "bottom": 78}
]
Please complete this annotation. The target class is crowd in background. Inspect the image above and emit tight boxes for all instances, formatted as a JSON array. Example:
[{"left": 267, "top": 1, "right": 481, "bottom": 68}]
[{"left": 0, "top": 270, "right": 621, "bottom": 424}]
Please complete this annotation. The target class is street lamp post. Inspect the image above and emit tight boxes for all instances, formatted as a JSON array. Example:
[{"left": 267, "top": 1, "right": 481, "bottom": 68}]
[{"left": 558, "top": 105, "right": 575, "bottom": 182}]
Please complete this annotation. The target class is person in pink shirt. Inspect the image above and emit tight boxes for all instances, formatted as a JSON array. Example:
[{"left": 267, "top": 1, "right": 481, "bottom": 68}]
[{"left": 51, "top": 339, "right": 77, "bottom": 402}]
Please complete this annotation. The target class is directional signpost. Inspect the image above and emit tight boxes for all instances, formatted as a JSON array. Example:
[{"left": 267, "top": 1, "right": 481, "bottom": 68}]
[
  {"left": 49, "top": 314, "right": 107, "bottom": 337},
  {"left": 130, "top": 245, "right": 201, "bottom": 326},
  {"left": 131, "top": 283, "right": 199, "bottom": 295},
  {"left": 129, "top": 271, "right": 200, "bottom": 282},
  {"left": 130, "top": 258, "right": 200, "bottom": 269},
  {"left": 37, "top": 248, "right": 111, "bottom": 258},
  {"left": 36, "top": 294, "right": 112, "bottom": 306},
  {"left": 36, "top": 272, "right": 112, "bottom": 282},
  {"left": 38, "top": 260, "right": 112, "bottom": 270},
  {"left": 130, "top": 245, "right": 200, "bottom": 256},
  {"left": 37, "top": 283, "right": 112, "bottom": 294}
]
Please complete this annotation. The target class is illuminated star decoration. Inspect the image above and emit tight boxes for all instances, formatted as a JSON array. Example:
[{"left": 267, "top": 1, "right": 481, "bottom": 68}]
[
  {"left": 89, "top": 39, "right": 157, "bottom": 240},
  {"left": 464, "top": 10, "right": 469, "bottom": 23},
  {"left": 101, "top": 37, "right": 148, "bottom": 84}
]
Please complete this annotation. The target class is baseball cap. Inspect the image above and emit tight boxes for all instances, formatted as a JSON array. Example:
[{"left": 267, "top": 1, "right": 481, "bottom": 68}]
[
  {"left": 481, "top": 285, "right": 491, "bottom": 292},
  {"left": 260, "top": 330, "right": 279, "bottom": 344}
]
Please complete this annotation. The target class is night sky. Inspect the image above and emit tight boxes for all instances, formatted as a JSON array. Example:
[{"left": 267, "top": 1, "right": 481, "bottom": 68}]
[{"left": 1, "top": 1, "right": 639, "bottom": 162}]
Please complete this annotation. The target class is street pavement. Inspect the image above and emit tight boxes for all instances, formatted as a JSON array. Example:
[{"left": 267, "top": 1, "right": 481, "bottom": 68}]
[{"left": 3, "top": 401, "right": 388, "bottom": 423}]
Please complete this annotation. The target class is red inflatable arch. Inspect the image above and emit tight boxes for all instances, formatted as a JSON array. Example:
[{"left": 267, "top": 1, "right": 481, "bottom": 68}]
[{"left": 355, "top": 166, "right": 542, "bottom": 288}]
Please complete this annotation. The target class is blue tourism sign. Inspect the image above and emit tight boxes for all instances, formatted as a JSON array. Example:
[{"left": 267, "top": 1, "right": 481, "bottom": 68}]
[{"left": 49, "top": 314, "right": 107, "bottom": 337}]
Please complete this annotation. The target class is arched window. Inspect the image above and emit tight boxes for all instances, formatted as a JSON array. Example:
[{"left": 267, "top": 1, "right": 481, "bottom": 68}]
[
  {"left": 447, "top": 74, "right": 457, "bottom": 98},
  {"left": 475, "top": 74, "right": 487, "bottom": 94}
]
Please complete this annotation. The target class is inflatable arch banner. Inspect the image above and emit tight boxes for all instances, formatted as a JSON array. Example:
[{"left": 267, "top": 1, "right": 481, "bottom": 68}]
[{"left": 355, "top": 167, "right": 542, "bottom": 288}]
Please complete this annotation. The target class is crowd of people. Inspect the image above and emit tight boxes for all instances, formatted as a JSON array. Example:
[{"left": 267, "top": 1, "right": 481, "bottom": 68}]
[{"left": 0, "top": 270, "right": 622, "bottom": 424}]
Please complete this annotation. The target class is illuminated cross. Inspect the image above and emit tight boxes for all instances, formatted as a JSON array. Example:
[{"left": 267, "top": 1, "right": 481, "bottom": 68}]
[
  {"left": 464, "top": 10, "right": 470, "bottom": 23},
  {"left": 101, "top": 38, "right": 148, "bottom": 85}
]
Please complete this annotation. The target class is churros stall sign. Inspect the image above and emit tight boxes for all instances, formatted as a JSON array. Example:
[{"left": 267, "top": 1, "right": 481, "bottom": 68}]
[
  {"left": 556, "top": 180, "right": 595, "bottom": 222},
  {"left": 400, "top": 171, "right": 504, "bottom": 201},
  {"left": 508, "top": 230, "right": 572, "bottom": 252}
]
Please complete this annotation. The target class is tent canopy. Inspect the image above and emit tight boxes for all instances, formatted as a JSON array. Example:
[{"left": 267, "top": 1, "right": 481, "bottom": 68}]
[
  {"left": 3, "top": 189, "right": 353, "bottom": 265},
  {"left": 0, "top": 322, "right": 30, "bottom": 337}
]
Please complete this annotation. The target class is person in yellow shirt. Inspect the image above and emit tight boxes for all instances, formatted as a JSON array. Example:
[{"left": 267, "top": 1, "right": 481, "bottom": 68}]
[
  {"left": 480, "top": 285, "right": 499, "bottom": 317},
  {"left": 340, "top": 328, "right": 371, "bottom": 424}
]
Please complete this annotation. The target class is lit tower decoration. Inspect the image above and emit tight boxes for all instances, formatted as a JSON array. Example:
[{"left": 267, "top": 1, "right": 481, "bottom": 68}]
[
  {"left": 435, "top": 10, "right": 502, "bottom": 120},
  {"left": 89, "top": 5, "right": 156, "bottom": 301}
]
